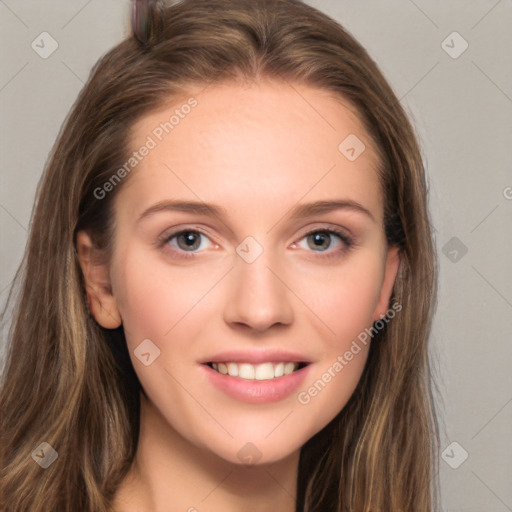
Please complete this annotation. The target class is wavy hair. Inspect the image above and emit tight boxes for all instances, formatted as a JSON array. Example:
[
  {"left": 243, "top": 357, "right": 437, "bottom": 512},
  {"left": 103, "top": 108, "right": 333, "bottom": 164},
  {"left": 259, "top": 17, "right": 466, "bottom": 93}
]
[{"left": 0, "top": 0, "right": 440, "bottom": 510}]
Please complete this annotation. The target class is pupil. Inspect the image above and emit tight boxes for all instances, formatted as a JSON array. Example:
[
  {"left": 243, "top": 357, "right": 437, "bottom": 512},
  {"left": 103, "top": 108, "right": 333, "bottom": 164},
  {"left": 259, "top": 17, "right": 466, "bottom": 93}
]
[
  {"left": 179, "top": 232, "right": 200, "bottom": 250},
  {"left": 309, "top": 232, "right": 330, "bottom": 251}
]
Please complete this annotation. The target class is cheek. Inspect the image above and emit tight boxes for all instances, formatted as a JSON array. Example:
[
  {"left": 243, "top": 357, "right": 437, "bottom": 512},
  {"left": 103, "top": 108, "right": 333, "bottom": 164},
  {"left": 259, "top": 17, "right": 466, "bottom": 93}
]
[
  {"left": 298, "top": 251, "right": 384, "bottom": 347},
  {"left": 111, "top": 246, "right": 215, "bottom": 345},
  {"left": 290, "top": 253, "right": 383, "bottom": 431}
]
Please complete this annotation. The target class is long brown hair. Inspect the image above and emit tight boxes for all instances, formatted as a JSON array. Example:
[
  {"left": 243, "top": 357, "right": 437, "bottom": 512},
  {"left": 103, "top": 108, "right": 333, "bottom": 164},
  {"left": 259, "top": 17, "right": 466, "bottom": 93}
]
[{"left": 0, "top": 1, "right": 440, "bottom": 510}]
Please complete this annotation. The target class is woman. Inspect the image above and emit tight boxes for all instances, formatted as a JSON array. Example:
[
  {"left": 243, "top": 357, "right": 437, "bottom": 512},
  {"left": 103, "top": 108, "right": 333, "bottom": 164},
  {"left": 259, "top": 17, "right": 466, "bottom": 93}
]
[{"left": 0, "top": 0, "right": 440, "bottom": 510}]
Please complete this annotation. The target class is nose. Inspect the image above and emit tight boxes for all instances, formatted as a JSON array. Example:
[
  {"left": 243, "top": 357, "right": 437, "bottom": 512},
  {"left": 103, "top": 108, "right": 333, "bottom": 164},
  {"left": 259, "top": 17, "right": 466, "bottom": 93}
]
[{"left": 223, "top": 248, "right": 294, "bottom": 333}]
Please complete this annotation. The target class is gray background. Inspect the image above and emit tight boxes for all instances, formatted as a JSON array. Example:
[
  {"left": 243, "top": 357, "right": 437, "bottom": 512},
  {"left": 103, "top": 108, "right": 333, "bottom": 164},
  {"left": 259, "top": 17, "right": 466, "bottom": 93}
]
[{"left": 1, "top": 1, "right": 511, "bottom": 510}]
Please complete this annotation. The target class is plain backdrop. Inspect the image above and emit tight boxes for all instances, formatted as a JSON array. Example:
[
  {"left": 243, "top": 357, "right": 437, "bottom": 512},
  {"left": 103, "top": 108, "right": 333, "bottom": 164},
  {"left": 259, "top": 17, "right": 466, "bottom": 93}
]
[{"left": 0, "top": 1, "right": 511, "bottom": 511}]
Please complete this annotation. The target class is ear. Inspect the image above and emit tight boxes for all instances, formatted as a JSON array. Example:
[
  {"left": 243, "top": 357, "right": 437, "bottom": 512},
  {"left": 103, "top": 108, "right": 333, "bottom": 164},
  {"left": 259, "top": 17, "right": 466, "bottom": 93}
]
[
  {"left": 372, "top": 245, "right": 400, "bottom": 321},
  {"left": 75, "top": 230, "right": 122, "bottom": 329}
]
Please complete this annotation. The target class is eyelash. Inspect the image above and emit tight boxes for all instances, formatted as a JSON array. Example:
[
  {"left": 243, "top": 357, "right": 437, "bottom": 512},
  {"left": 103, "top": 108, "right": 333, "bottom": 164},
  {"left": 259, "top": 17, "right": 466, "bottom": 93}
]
[{"left": 157, "top": 227, "right": 355, "bottom": 261}]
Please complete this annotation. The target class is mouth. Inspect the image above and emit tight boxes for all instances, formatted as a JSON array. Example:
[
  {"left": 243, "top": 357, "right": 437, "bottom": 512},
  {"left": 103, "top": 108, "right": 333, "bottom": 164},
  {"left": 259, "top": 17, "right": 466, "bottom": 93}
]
[
  {"left": 204, "top": 361, "right": 309, "bottom": 381},
  {"left": 200, "top": 355, "right": 312, "bottom": 403}
]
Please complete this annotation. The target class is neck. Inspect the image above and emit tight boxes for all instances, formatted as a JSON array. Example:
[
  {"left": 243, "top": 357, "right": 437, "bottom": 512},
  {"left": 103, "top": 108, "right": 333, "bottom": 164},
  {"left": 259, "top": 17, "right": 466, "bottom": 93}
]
[{"left": 113, "top": 392, "right": 299, "bottom": 512}]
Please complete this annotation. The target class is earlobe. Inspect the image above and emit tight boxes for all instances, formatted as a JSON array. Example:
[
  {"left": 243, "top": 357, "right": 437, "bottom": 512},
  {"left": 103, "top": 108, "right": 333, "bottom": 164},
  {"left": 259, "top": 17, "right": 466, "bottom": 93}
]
[
  {"left": 373, "top": 245, "right": 401, "bottom": 321},
  {"left": 75, "top": 230, "right": 122, "bottom": 329}
]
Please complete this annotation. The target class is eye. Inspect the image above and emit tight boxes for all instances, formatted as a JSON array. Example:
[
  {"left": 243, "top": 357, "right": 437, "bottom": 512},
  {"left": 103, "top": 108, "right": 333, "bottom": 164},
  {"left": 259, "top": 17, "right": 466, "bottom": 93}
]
[
  {"left": 157, "top": 227, "right": 354, "bottom": 260},
  {"left": 160, "top": 229, "right": 214, "bottom": 256},
  {"left": 295, "top": 228, "right": 353, "bottom": 255}
]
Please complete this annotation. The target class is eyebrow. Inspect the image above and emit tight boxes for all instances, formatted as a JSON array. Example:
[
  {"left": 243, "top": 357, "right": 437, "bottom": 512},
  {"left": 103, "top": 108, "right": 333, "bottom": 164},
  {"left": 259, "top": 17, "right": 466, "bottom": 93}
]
[{"left": 135, "top": 199, "right": 375, "bottom": 225}]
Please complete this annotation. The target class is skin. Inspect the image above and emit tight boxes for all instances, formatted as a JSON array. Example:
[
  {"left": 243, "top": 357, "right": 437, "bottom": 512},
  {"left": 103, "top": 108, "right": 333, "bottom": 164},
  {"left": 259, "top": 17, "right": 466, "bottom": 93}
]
[{"left": 76, "top": 79, "right": 400, "bottom": 512}]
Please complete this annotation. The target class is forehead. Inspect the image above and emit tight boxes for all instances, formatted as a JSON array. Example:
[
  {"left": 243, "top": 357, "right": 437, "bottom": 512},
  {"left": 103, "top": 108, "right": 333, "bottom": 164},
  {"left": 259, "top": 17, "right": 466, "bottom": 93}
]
[{"left": 119, "top": 80, "right": 383, "bottom": 224}]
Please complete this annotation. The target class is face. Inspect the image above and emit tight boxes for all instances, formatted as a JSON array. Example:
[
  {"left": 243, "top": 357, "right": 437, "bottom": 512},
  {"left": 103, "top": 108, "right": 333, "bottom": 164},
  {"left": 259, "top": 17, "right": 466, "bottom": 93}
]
[{"left": 78, "top": 80, "right": 399, "bottom": 465}]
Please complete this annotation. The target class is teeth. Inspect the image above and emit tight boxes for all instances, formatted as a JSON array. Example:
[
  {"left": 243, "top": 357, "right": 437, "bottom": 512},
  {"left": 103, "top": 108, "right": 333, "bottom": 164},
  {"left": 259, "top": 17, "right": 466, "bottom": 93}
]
[
  {"left": 210, "top": 361, "right": 300, "bottom": 380},
  {"left": 239, "top": 363, "right": 255, "bottom": 379},
  {"left": 227, "top": 362, "right": 238, "bottom": 377},
  {"left": 255, "top": 362, "right": 273, "bottom": 380},
  {"left": 274, "top": 362, "right": 284, "bottom": 377},
  {"left": 284, "top": 362, "right": 296, "bottom": 375}
]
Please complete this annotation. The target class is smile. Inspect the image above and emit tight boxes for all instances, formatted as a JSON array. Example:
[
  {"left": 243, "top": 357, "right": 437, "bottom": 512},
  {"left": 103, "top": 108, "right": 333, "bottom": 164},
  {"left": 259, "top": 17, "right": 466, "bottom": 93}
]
[{"left": 207, "top": 361, "right": 307, "bottom": 380}]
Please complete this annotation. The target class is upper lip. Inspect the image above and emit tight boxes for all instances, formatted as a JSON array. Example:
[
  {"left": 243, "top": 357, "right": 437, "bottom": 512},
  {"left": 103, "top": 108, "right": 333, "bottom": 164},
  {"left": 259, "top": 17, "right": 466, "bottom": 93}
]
[{"left": 200, "top": 350, "right": 312, "bottom": 365}]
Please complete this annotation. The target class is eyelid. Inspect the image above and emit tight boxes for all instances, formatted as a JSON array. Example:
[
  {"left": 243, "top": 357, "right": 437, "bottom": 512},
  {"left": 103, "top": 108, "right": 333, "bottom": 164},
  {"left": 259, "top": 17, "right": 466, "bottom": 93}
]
[
  {"left": 158, "top": 225, "right": 217, "bottom": 243},
  {"left": 295, "top": 222, "right": 354, "bottom": 240}
]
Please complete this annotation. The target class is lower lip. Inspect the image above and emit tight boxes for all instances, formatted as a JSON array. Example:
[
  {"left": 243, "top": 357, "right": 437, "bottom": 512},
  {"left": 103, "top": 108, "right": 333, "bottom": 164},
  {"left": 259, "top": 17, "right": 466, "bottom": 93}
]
[{"left": 200, "top": 363, "right": 311, "bottom": 404}]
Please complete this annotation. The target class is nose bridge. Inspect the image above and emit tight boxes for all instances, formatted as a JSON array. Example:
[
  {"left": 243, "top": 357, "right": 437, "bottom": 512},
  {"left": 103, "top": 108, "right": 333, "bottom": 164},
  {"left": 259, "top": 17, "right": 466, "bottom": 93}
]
[{"left": 223, "top": 241, "right": 294, "bottom": 331}]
